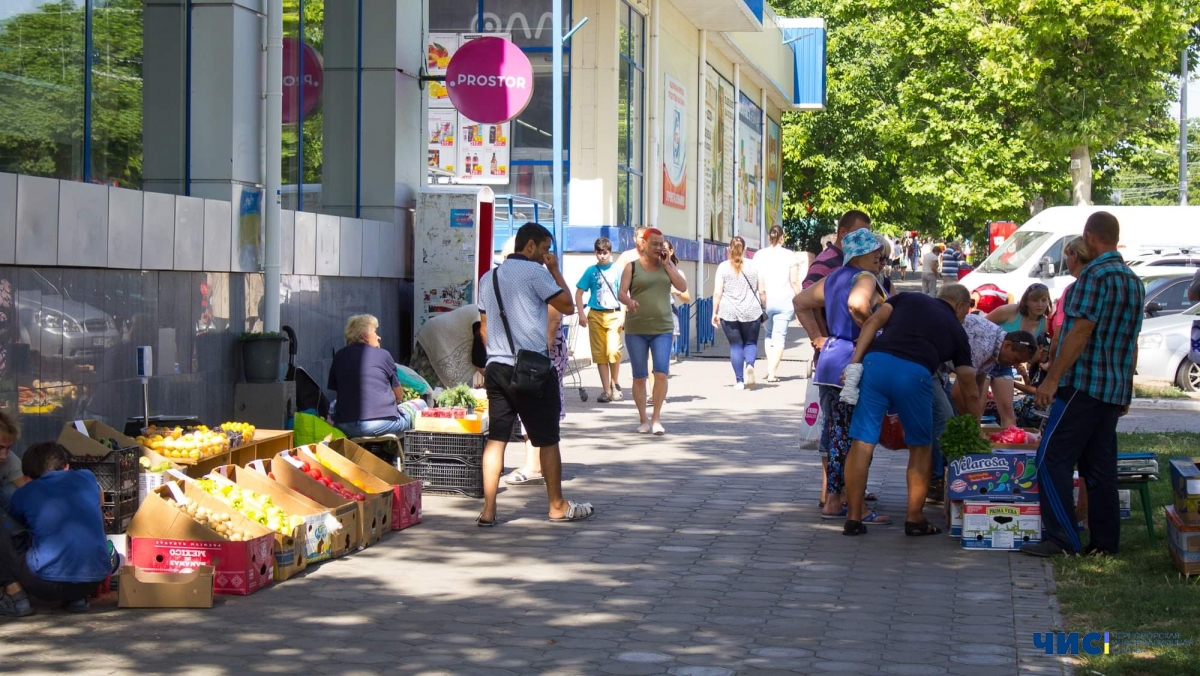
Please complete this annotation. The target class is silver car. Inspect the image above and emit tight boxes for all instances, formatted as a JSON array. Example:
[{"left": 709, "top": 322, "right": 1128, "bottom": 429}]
[
  {"left": 1136, "top": 303, "right": 1200, "bottom": 392},
  {"left": 17, "top": 271, "right": 120, "bottom": 361}
]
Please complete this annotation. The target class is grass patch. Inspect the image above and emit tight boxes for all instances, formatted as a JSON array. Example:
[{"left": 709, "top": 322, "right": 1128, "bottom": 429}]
[
  {"left": 1053, "top": 432, "right": 1200, "bottom": 675},
  {"left": 1133, "top": 383, "right": 1192, "bottom": 400}
]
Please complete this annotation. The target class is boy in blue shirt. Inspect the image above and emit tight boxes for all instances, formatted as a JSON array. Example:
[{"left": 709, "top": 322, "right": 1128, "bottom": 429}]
[
  {"left": 575, "top": 237, "right": 627, "bottom": 403},
  {"left": 0, "top": 442, "right": 112, "bottom": 616}
]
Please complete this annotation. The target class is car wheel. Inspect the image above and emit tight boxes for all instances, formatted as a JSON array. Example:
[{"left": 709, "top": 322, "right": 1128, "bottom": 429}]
[{"left": 1176, "top": 358, "right": 1200, "bottom": 393}]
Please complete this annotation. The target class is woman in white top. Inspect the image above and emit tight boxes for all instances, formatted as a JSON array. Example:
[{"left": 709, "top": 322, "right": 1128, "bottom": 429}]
[
  {"left": 752, "top": 225, "right": 802, "bottom": 382},
  {"left": 712, "top": 236, "right": 765, "bottom": 389},
  {"left": 921, "top": 244, "right": 944, "bottom": 296}
]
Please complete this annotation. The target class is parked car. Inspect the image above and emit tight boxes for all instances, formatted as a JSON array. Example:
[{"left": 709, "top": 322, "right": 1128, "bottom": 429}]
[
  {"left": 1139, "top": 271, "right": 1200, "bottom": 319},
  {"left": 1128, "top": 252, "right": 1200, "bottom": 269},
  {"left": 1136, "top": 303, "right": 1200, "bottom": 392},
  {"left": 16, "top": 271, "right": 120, "bottom": 361}
]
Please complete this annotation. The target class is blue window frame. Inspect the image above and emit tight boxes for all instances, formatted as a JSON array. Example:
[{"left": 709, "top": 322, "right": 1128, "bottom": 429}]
[{"left": 617, "top": 2, "right": 644, "bottom": 229}]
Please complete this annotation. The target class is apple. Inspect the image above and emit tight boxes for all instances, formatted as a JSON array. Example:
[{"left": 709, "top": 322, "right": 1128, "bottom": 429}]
[
  {"left": 309, "top": 468, "right": 323, "bottom": 480},
  {"left": 331, "top": 482, "right": 344, "bottom": 491},
  {"left": 299, "top": 461, "right": 311, "bottom": 472},
  {"left": 353, "top": 494, "right": 366, "bottom": 502}
]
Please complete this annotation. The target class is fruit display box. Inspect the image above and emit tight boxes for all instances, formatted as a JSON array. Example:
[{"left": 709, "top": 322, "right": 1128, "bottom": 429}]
[
  {"left": 1165, "top": 505, "right": 1200, "bottom": 576},
  {"left": 127, "top": 482, "right": 275, "bottom": 595},
  {"left": 268, "top": 454, "right": 361, "bottom": 557},
  {"left": 297, "top": 444, "right": 394, "bottom": 546},
  {"left": 226, "top": 463, "right": 344, "bottom": 567},
  {"left": 947, "top": 453, "right": 1038, "bottom": 501},
  {"left": 946, "top": 500, "right": 964, "bottom": 537},
  {"left": 1169, "top": 458, "right": 1200, "bottom": 524},
  {"left": 191, "top": 470, "right": 309, "bottom": 582},
  {"left": 329, "top": 438, "right": 423, "bottom": 531},
  {"left": 960, "top": 501, "right": 1042, "bottom": 551},
  {"left": 118, "top": 565, "right": 215, "bottom": 609}
]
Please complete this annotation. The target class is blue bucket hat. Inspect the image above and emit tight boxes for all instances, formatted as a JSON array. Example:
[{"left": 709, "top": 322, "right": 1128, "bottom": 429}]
[{"left": 842, "top": 228, "right": 880, "bottom": 259}]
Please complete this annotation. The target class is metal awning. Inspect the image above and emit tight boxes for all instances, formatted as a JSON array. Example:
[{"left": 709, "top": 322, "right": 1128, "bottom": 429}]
[
  {"left": 673, "top": 0, "right": 763, "bottom": 33},
  {"left": 779, "top": 18, "right": 827, "bottom": 110}
]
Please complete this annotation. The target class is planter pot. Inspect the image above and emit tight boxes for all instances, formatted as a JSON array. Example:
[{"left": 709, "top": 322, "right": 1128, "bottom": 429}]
[{"left": 241, "top": 337, "right": 287, "bottom": 383}]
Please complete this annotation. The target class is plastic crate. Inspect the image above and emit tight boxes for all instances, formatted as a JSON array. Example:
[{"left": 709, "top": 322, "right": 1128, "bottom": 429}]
[
  {"left": 404, "top": 430, "right": 486, "bottom": 465},
  {"left": 101, "top": 492, "right": 138, "bottom": 534},
  {"left": 404, "top": 457, "right": 484, "bottom": 498},
  {"left": 71, "top": 446, "right": 140, "bottom": 494}
]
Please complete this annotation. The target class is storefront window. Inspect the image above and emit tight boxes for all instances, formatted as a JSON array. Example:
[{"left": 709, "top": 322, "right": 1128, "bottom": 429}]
[
  {"left": 616, "top": 2, "right": 644, "bottom": 228},
  {"left": 92, "top": 0, "right": 145, "bottom": 188},
  {"left": 0, "top": 1, "right": 87, "bottom": 181}
]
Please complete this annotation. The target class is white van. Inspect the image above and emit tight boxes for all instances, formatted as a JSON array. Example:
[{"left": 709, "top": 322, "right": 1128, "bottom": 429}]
[{"left": 958, "top": 205, "right": 1200, "bottom": 303}]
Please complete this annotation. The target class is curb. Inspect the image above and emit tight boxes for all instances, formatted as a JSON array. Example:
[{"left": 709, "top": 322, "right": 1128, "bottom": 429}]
[{"left": 1129, "top": 397, "right": 1200, "bottom": 412}]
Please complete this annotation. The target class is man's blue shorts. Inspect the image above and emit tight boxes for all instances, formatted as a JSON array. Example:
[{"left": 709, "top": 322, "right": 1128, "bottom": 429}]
[{"left": 849, "top": 351, "right": 935, "bottom": 447}]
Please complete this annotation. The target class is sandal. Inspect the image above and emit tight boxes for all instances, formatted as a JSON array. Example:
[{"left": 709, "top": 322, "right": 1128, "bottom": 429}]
[
  {"left": 843, "top": 520, "right": 867, "bottom": 536},
  {"left": 820, "top": 507, "right": 848, "bottom": 520},
  {"left": 504, "top": 471, "right": 545, "bottom": 486},
  {"left": 476, "top": 513, "right": 497, "bottom": 528},
  {"left": 550, "top": 501, "right": 595, "bottom": 523},
  {"left": 861, "top": 511, "right": 892, "bottom": 525},
  {"left": 904, "top": 520, "right": 942, "bottom": 536},
  {"left": 597, "top": 392, "right": 613, "bottom": 403},
  {"left": 865, "top": 492, "right": 878, "bottom": 502}
]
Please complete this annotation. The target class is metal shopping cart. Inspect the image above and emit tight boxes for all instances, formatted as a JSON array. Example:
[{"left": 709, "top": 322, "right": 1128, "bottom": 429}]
[{"left": 562, "top": 318, "right": 589, "bottom": 402}]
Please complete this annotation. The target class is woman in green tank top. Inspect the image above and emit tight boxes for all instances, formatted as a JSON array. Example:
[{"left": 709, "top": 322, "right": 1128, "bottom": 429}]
[{"left": 618, "top": 228, "right": 689, "bottom": 436}]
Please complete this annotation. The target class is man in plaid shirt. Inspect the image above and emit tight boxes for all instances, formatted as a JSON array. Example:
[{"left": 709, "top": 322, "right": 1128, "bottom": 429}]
[{"left": 1021, "top": 212, "right": 1144, "bottom": 558}]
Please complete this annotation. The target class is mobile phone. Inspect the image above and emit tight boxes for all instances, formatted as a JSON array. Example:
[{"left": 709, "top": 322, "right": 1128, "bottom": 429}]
[{"left": 660, "top": 250, "right": 669, "bottom": 261}]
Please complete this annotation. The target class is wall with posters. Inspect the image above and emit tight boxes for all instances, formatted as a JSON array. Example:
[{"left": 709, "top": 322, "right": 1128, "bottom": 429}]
[
  {"left": 736, "top": 93, "right": 763, "bottom": 249},
  {"left": 653, "top": 0, "right": 700, "bottom": 241},
  {"left": 704, "top": 66, "right": 736, "bottom": 245},
  {"left": 662, "top": 75, "right": 689, "bottom": 213},
  {"left": 765, "top": 117, "right": 783, "bottom": 230}
]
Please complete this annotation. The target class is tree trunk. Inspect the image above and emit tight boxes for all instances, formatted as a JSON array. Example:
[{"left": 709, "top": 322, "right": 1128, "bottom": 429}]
[{"left": 1069, "top": 145, "right": 1092, "bottom": 205}]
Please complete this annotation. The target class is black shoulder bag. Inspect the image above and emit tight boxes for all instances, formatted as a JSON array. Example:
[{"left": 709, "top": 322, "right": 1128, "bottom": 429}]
[
  {"left": 492, "top": 265, "right": 556, "bottom": 397},
  {"left": 742, "top": 271, "right": 766, "bottom": 324}
]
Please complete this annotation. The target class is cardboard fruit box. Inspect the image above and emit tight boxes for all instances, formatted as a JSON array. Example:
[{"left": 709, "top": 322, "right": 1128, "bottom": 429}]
[
  {"left": 296, "top": 444, "right": 394, "bottom": 545},
  {"left": 118, "top": 565, "right": 214, "bottom": 609},
  {"left": 960, "top": 500, "right": 1042, "bottom": 551},
  {"left": 329, "top": 438, "right": 423, "bottom": 531},
  {"left": 1169, "top": 458, "right": 1200, "bottom": 524},
  {"left": 947, "top": 453, "right": 1038, "bottom": 502},
  {"left": 218, "top": 464, "right": 343, "bottom": 567},
  {"left": 198, "top": 468, "right": 307, "bottom": 582},
  {"left": 127, "top": 481, "right": 275, "bottom": 595},
  {"left": 268, "top": 453, "right": 360, "bottom": 557}
]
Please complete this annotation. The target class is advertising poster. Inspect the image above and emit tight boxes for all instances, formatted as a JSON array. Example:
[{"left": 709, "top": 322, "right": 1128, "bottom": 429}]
[
  {"left": 705, "top": 67, "right": 731, "bottom": 243},
  {"left": 662, "top": 74, "right": 688, "bottom": 210},
  {"left": 456, "top": 115, "right": 510, "bottom": 185},
  {"left": 428, "top": 109, "right": 457, "bottom": 176},
  {"left": 704, "top": 72, "right": 717, "bottom": 239},
  {"left": 766, "top": 117, "right": 783, "bottom": 230},
  {"left": 426, "top": 33, "right": 459, "bottom": 108},
  {"left": 737, "top": 93, "right": 763, "bottom": 249},
  {"left": 721, "top": 79, "right": 735, "bottom": 244}
]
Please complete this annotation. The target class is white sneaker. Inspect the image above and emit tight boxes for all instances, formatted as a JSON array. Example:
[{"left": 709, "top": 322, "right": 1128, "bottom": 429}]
[
  {"left": 652, "top": 422, "right": 666, "bottom": 436},
  {"left": 745, "top": 366, "right": 756, "bottom": 390},
  {"left": 637, "top": 422, "right": 651, "bottom": 434},
  {"left": 734, "top": 382, "right": 745, "bottom": 390}
]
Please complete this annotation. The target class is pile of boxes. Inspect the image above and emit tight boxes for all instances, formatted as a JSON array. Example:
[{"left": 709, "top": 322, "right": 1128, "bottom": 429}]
[
  {"left": 1167, "top": 457, "right": 1200, "bottom": 575},
  {"left": 945, "top": 447, "right": 1042, "bottom": 551}
]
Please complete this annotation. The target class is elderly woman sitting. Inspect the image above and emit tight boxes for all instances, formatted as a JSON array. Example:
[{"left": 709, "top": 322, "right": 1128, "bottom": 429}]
[{"left": 328, "top": 314, "right": 411, "bottom": 438}]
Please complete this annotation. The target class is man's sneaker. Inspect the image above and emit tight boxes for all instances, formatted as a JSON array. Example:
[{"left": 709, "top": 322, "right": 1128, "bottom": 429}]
[
  {"left": 597, "top": 392, "right": 612, "bottom": 403},
  {"left": 611, "top": 388, "right": 624, "bottom": 401},
  {"left": 0, "top": 591, "right": 34, "bottom": 618},
  {"left": 734, "top": 382, "right": 745, "bottom": 390},
  {"left": 63, "top": 598, "right": 89, "bottom": 614},
  {"left": 1020, "top": 540, "right": 1072, "bottom": 558}
]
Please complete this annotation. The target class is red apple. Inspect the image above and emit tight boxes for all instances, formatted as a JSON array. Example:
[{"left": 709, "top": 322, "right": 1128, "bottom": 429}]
[
  {"left": 299, "top": 461, "right": 311, "bottom": 472},
  {"left": 331, "top": 482, "right": 344, "bottom": 491}
]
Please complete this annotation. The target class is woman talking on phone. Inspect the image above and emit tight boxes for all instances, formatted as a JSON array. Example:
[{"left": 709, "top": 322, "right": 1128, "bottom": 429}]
[{"left": 619, "top": 228, "right": 689, "bottom": 436}]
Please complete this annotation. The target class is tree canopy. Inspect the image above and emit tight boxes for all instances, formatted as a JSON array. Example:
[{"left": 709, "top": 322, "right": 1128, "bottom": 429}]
[{"left": 773, "top": 0, "right": 1195, "bottom": 240}]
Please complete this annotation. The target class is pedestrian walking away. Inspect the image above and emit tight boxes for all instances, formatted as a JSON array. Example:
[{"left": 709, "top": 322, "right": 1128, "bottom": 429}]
[
  {"left": 1023, "top": 212, "right": 1143, "bottom": 558},
  {"left": 575, "top": 237, "right": 626, "bottom": 403},
  {"left": 713, "top": 236, "right": 765, "bottom": 390},
  {"left": 795, "top": 228, "right": 890, "bottom": 521},
  {"left": 619, "top": 227, "right": 689, "bottom": 436},
  {"left": 838, "top": 284, "right": 981, "bottom": 537},
  {"left": 476, "top": 222, "right": 594, "bottom": 526},
  {"left": 921, "top": 244, "right": 944, "bottom": 296},
  {"left": 755, "top": 225, "right": 802, "bottom": 382}
]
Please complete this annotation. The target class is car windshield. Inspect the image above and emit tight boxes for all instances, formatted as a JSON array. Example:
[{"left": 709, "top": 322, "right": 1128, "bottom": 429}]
[
  {"left": 1143, "top": 276, "right": 1185, "bottom": 295},
  {"left": 977, "top": 230, "right": 1055, "bottom": 273},
  {"left": 1186, "top": 303, "right": 1200, "bottom": 317}
]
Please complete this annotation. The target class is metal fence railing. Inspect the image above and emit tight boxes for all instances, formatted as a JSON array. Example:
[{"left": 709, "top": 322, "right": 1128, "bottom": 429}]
[
  {"left": 693, "top": 297, "right": 715, "bottom": 352},
  {"left": 672, "top": 303, "right": 691, "bottom": 357}
]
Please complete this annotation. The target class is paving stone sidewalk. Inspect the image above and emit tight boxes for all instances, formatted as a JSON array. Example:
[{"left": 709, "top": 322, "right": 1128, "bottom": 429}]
[{"left": 0, "top": 359, "right": 1072, "bottom": 676}]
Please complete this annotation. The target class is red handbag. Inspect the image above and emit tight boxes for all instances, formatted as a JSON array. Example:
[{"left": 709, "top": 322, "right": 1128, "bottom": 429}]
[{"left": 878, "top": 413, "right": 907, "bottom": 450}]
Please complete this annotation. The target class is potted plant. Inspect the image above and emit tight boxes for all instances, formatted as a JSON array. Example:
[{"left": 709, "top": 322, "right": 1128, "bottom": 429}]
[{"left": 239, "top": 331, "right": 287, "bottom": 383}]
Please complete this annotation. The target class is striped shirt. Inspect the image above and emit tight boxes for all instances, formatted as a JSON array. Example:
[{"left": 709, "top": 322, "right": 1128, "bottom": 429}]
[
  {"left": 1057, "top": 251, "right": 1145, "bottom": 406},
  {"left": 803, "top": 245, "right": 844, "bottom": 289}
]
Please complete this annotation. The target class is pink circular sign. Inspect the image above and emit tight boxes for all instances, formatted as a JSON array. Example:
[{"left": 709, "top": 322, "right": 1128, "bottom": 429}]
[
  {"left": 804, "top": 403, "right": 820, "bottom": 426},
  {"left": 446, "top": 37, "right": 534, "bottom": 124},
  {"left": 283, "top": 38, "right": 324, "bottom": 125}
]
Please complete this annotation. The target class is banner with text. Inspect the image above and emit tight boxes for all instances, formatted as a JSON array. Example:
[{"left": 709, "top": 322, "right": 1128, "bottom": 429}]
[{"left": 662, "top": 74, "right": 688, "bottom": 210}]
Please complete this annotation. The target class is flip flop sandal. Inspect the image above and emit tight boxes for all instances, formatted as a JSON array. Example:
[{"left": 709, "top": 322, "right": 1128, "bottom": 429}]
[
  {"left": 820, "top": 507, "right": 849, "bottom": 520},
  {"left": 904, "top": 520, "right": 942, "bottom": 536},
  {"left": 476, "top": 513, "right": 497, "bottom": 528},
  {"left": 861, "top": 511, "right": 892, "bottom": 525},
  {"left": 843, "top": 520, "right": 867, "bottom": 536},
  {"left": 550, "top": 501, "right": 595, "bottom": 523},
  {"left": 865, "top": 492, "right": 878, "bottom": 502},
  {"left": 505, "top": 471, "right": 545, "bottom": 486},
  {"left": 818, "top": 500, "right": 826, "bottom": 508}
]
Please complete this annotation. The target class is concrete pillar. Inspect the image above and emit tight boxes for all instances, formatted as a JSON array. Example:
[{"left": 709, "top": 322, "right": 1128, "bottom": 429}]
[
  {"left": 568, "top": 0, "right": 619, "bottom": 227},
  {"left": 187, "top": 0, "right": 265, "bottom": 201},
  {"left": 319, "top": 0, "right": 359, "bottom": 216}
]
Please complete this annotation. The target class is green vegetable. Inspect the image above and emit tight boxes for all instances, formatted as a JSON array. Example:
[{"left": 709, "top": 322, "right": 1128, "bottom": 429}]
[
  {"left": 939, "top": 414, "right": 991, "bottom": 462},
  {"left": 436, "top": 384, "right": 478, "bottom": 410},
  {"left": 402, "top": 386, "right": 423, "bottom": 402}
]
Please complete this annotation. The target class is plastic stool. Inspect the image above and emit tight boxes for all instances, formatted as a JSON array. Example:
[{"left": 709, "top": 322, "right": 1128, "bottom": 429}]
[{"left": 1117, "top": 478, "right": 1155, "bottom": 541}]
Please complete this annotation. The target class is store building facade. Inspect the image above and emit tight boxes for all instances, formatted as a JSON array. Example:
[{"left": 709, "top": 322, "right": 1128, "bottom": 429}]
[{"left": 0, "top": 0, "right": 820, "bottom": 446}]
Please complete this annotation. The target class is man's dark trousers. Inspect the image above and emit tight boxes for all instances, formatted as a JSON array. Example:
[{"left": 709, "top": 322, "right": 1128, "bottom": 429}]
[{"left": 1035, "top": 386, "right": 1122, "bottom": 554}]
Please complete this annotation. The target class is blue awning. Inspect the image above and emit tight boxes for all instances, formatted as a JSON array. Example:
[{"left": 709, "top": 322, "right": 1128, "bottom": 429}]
[
  {"left": 779, "top": 19, "right": 827, "bottom": 110},
  {"left": 741, "top": 0, "right": 764, "bottom": 24}
]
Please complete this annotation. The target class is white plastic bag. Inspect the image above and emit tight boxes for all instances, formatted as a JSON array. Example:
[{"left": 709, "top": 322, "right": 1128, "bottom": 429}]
[{"left": 799, "top": 380, "right": 825, "bottom": 449}]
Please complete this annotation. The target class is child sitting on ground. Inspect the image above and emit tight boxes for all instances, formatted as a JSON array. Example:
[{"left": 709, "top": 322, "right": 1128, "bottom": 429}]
[{"left": 0, "top": 442, "right": 113, "bottom": 616}]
